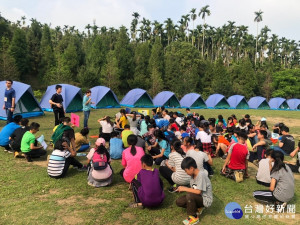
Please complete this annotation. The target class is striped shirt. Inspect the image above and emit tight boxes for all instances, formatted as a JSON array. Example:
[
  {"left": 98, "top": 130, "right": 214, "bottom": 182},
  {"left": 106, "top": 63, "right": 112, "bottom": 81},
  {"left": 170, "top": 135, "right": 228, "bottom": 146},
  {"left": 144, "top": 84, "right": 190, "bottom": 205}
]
[
  {"left": 168, "top": 152, "right": 190, "bottom": 186},
  {"left": 47, "top": 150, "right": 71, "bottom": 177}
]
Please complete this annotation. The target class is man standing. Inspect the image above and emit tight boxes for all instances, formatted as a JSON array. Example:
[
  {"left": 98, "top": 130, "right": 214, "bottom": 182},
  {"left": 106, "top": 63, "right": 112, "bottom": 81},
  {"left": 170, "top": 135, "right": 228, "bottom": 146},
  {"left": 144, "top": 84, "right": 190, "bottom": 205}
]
[
  {"left": 82, "top": 90, "right": 94, "bottom": 128},
  {"left": 49, "top": 85, "right": 65, "bottom": 126},
  {"left": 3, "top": 80, "right": 16, "bottom": 124}
]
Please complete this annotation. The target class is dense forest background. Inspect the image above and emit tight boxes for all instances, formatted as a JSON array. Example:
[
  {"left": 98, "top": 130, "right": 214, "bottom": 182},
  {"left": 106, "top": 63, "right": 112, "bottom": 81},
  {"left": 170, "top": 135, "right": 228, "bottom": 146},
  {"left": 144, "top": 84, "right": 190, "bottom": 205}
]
[{"left": 0, "top": 7, "right": 299, "bottom": 99}]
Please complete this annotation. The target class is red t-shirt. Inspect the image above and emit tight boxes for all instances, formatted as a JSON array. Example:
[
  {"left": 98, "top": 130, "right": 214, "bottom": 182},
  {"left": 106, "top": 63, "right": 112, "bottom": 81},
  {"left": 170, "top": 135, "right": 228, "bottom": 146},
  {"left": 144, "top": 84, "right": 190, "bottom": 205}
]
[
  {"left": 228, "top": 143, "right": 249, "bottom": 170},
  {"left": 170, "top": 123, "right": 179, "bottom": 131}
]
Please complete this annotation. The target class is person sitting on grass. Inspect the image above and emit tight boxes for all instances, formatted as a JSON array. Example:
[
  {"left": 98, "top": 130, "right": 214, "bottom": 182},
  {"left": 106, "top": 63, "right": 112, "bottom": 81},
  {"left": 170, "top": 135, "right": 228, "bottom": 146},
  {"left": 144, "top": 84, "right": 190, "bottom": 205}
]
[
  {"left": 253, "top": 151, "right": 294, "bottom": 209},
  {"left": 181, "top": 137, "right": 194, "bottom": 153},
  {"left": 187, "top": 141, "right": 214, "bottom": 177},
  {"left": 252, "top": 130, "right": 272, "bottom": 161},
  {"left": 176, "top": 157, "right": 213, "bottom": 225},
  {"left": 98, "top": 116, "right": 113, "bottom": 142},
  {"left": 179, "top": 125, "right": 189, "bottom": 140},
  {"left": 9, "top": 118, "right": 29, "bottom": 158},
  {"left": 129, "top": 154, "right": 165, "bottom": 209},
  {"left": 51, "top": 117, "right": 76, "bottom": 152},
  {"left": 115, "top": 109, "right": 128, "bottom": 129},
  {"left": 21, "top": 122, "right": 47, "bottom": 162},
  {"left": 0, "top": 115, "right": 22, "bottom": 152},
  {"left": 256, "top": 149, "right": 273, "bottom": 187},
  {"left": 121, "top": 125, "right": 134, "bottom": 148},
  {"left": 272, "top": 126, "right": 295, "bottom": 156},
  {"left": 47, "top": 139, "right": 87, "bottom": 178},
  {"left": 159, "top": 139, "right": 191, "bottom": 193},
  {"left": 75, "top": 128, "right": 90, "bottom": 152},
  {"left": 212, "top": 128, "right": 230, "bottom": 158},
  {"left": 109, "top": 131, "right": 124, "bottom": 159},
  {"left": 120, "top": 135, "right": 145, "bottom": 183},
  {"left": 148, "top": 129, "right": 171, "bottom": 165},
  {"left": 86, "top": 138, "right": 113, "bottom": 187},
  {"left": 285, "top": 141, "right": 300, "bottom": 173},
  {"left": 221, "top": 131, "right": 249, "bottom": 183}
]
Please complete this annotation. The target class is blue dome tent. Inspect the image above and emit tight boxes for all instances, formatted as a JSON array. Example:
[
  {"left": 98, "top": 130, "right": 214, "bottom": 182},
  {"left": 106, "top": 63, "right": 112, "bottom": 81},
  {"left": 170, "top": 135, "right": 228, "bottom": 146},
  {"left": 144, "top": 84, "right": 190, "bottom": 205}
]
[
  {"left": 0, "top": 81, "right": 44, "bottom": 120},
  {"left": 227, "top": 95, "right": 249, "bottom": 109},
  {"left": 90, "top": 86, "right": 119, "bottom": 109},
  {"left": 180, "top": 93, "right": 206, "bottom": 109},
  {"left": 205, "top": 94, "right": 230, "bottom": 109},
  {"left": 153, "top": 91, "right": 180, "bottom": 108},
  {"left": 287, "top": 99, "right": 300, "bottom": 110},
  {"left": 248, "top": 96, "right": 270, "bottom": 109},
  {"left": 40, "top": 84, "right": 83, "bottom": 112},
  {"left": 268, "top": 97, "right": 289, "bottom": 110},
  {"left": 120, "top": 88, "right": 153, "bottom": 107}
]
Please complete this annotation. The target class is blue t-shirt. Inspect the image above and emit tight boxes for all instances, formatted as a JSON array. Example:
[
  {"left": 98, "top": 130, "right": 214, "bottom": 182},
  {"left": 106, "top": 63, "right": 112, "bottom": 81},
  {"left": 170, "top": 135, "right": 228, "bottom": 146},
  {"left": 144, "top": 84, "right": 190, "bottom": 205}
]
[
  {"left": 4, "top": 88, "right": 16, "bottom": 109},
  {"left": 157, "top": 139, "right": 171, "bottom": 158},
  {"left": 0, "top": 122, "right": 20, "bottom": 146},
  {"left": 109, "top": 138, "right": 124, "bottom": 159},
  {"left": 82, "top": 95, "right": 91, "bottom": 111},
  {"left": 181, "top": 132, "right": 189, "bottom": 138}
]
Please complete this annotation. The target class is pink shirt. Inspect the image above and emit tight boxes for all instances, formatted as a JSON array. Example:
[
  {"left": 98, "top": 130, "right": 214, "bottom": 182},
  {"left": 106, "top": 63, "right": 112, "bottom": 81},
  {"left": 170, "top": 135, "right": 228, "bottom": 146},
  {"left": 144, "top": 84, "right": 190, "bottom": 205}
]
[{"left": 122, "top": 146, "right": 145, "bottom": 183}]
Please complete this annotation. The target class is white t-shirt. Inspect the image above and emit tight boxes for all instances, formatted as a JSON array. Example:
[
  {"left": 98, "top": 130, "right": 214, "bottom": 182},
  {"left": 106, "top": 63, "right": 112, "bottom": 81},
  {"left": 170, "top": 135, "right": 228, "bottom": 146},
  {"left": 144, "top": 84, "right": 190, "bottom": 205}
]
[
  {"left": 186, "top": 149, "right": 209, "bottom": 172},
  {"left": 196, "top": 130, "right": 211, "bottom": 143},
  {"left": 256, "top": 158, "right": 273, "bottom": 183},
  {"left": 175, "top": 117, "right": 183, "bottom": 126},
  {"left": 100, "top": 121, "right": 113, "bottom": 133},
  {"left": 164, "top": 115, "right": 171, "bottom": 121}
]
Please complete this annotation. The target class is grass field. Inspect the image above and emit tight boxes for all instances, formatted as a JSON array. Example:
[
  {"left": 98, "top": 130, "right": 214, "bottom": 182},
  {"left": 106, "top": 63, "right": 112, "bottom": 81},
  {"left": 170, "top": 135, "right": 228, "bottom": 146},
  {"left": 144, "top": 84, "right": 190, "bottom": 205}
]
[{"left": 0, "top": 109, "right": 299, "bottom": 225}]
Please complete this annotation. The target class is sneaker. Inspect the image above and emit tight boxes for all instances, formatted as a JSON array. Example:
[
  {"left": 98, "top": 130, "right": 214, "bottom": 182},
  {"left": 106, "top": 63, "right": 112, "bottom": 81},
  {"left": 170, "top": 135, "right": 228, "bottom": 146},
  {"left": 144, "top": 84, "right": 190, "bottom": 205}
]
[
  {"left": 182, "top": 216, "right": 199, "bottom": 225},
  {"left": 77, "top": 165, "right": 88, "bottom": 171},
  {"left": 234, "top": 171, "right": 243, "bottom": 183},
  {"left": 196, "top": 207, "right": 205, "bottom": 216},
  {"left": 14, "top": 151, "right": 21, "bottom": 158},
  {"left": 7, "top": 150, "right": 14, "bottom": 154},
  {"left": 168, "top": 184, "right": 178, "bottom": 193}
]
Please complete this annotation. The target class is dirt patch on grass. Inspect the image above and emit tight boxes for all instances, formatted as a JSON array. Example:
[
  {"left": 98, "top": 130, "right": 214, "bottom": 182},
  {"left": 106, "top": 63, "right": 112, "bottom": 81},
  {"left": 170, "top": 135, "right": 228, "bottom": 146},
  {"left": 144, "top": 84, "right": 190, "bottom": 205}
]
[
  {"left": 122, "top": 212, "right": 135, "bottom": 220},
  {"left": 32, "top": 160, "right": 48, "bottom": 167},
  {"left": 57, "top": 196, "right": 78, "bottom": 205},
  {"left": 83, "top": 197, "right": 111, "bottom": 205},
  {"left": 61, "top": 213, "right": 83, "bottom": 225}
]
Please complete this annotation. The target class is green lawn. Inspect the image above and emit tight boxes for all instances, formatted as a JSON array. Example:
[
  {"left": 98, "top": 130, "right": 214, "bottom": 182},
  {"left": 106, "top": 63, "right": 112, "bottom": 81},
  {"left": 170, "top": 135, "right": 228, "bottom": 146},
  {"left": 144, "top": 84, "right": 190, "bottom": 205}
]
[{"left": 0, "top": 109, "right": 299, "bottom": 225}]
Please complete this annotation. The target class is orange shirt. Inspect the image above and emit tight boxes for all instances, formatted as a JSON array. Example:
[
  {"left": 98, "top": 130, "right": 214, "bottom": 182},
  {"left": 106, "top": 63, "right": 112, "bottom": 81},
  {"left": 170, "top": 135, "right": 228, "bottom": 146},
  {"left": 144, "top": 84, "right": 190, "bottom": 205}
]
[{"left": 218, "top": 136, "right": 230, "bottom": 146}]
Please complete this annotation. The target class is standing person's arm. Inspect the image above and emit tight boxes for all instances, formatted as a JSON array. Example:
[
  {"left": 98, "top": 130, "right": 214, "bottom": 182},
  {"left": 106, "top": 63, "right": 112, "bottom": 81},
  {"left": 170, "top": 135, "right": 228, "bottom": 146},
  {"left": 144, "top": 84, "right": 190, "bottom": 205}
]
[{"left": 11, "top": 96, "right": 15, "bottom": 112}]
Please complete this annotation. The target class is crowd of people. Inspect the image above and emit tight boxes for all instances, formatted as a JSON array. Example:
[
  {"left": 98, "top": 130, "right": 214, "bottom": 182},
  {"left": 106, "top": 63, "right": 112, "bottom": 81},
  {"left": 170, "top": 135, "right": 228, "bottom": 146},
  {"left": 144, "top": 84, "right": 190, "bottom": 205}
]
[{"left": 1, "top": 81, "right": 299, "bottom": 225}]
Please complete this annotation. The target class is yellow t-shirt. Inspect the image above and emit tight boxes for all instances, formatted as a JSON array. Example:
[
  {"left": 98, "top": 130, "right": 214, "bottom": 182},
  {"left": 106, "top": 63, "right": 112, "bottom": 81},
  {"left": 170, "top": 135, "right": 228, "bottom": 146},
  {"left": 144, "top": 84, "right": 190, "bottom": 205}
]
[{"left": 119, "top": 116, "right": 128, "bottom": 129}]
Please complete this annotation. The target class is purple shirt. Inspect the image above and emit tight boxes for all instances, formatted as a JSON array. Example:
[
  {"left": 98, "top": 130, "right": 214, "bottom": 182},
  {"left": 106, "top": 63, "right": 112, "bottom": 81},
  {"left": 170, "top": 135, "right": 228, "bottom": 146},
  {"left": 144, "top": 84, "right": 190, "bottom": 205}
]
[{"left": 137, "top": 168, "right": 165, "bottom": 207}]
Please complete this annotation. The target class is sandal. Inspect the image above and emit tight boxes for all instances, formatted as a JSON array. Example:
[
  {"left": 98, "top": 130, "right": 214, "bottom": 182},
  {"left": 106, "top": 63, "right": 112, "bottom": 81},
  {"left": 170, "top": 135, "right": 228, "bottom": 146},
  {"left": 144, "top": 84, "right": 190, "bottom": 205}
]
[{"left": 128, "top": 203, "right": 144, "bottom": 209}]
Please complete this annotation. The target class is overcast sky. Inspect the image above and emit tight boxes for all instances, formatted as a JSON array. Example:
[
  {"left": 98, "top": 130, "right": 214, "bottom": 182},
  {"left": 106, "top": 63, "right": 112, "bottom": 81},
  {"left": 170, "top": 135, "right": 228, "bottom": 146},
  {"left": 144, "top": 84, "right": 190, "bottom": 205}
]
[{"left": 0, "top": 0, "right": 299, "bottom": 41}]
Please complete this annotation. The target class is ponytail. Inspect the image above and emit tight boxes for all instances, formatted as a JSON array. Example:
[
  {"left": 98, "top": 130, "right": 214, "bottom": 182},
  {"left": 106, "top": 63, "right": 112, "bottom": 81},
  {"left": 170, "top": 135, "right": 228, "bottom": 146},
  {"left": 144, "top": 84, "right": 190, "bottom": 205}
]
[
  {"left": 127, "top": 134, "right": 138, "bottom": 156},
  {"left": 171, "top": 139, "right": 186, "bottom": 157},
  {"left": 271, "top": 151, "right": 287, "bottom": 174},
  {"left": 96, "top": 144, "right": 111, "bottom": 161}
]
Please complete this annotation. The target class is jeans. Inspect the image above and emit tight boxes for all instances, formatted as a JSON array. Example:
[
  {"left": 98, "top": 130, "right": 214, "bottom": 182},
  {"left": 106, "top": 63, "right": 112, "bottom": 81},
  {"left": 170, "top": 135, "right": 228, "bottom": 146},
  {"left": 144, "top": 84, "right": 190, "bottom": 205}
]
[
  {"left": 84, "top": 110, "right": 90, "bottom": 128},
  {"left": 6, "top": 109, "right": 13, "bottom": 124},
  {"left": 77, "top": 144, "right": 90, "bottom": 152},
  {"left": 271, "top": 146, "right": 289, "bottom": 156}
]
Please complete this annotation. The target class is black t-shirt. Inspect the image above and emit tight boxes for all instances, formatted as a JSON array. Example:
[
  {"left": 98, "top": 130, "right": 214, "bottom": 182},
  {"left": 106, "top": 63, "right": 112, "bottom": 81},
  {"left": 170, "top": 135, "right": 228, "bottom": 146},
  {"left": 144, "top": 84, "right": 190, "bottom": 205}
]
[
  {"left": 281, "top": 135, "right": 295, "bottom": 154},
  {"left": 51, "top": 93, "right": 63, "bottom": 109},
  {"left": 10, "top": 126, "right": 30, "bottom": 149}
]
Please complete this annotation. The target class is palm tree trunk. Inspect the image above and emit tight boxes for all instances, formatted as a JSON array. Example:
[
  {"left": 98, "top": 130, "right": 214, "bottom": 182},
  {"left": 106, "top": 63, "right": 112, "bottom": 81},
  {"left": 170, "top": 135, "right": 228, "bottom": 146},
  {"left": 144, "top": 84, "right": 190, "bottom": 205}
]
[{"left": 255, "top": 22, "right": 258, "bottom": 67}]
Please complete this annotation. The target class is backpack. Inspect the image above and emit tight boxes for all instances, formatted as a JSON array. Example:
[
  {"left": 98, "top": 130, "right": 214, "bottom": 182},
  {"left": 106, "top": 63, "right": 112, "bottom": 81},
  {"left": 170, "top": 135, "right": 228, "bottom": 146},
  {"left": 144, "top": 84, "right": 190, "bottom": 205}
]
[
  {"left": 164, "top": 131, "right": 175, "bottom": 143},
  {"left": 92, "top": 152, "right": 108, "bottom": 170}
]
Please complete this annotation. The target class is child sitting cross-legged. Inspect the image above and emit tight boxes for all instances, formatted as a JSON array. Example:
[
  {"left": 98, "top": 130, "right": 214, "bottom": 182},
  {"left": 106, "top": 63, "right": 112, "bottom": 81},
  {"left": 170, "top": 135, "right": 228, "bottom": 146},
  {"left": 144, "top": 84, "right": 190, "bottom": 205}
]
[
  {"left": 256, "top": 149, "right": 273, "bottom": 187},
  {"left": 129, "top": 154, "right": 165, "bottom": 208},
  {"left": 176, "top": 157, "right": 213, "bottom": 225}
]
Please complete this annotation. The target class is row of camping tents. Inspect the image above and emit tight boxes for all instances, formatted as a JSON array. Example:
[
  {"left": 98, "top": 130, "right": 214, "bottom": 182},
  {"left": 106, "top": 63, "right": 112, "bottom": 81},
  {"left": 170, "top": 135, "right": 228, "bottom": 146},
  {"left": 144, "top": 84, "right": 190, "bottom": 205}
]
[{"left": 0, "top": 81, "right": 299, "bottom": 120}]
